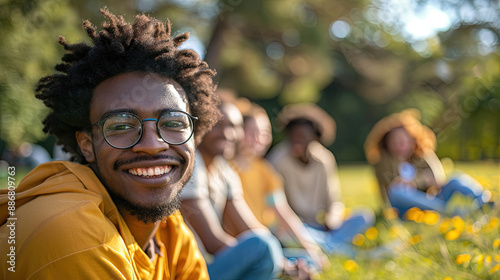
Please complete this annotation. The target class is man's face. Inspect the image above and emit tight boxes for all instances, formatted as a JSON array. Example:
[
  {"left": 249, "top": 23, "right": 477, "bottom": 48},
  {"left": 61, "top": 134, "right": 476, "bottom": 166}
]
[
  {"left": 244, "top": 114, "right": 272, "bottom": 157},
  {"left": 199, "top": 103, "right": 243, "bottom": 160},
  {"left": 386, "top": 127, "right": 416, "bottom": 159},
  {"left": 288, "top": 123, "right": 317, "bottom": 163},
  {"left": 77, "top": 72, "right": 195, "bottom": 223}
]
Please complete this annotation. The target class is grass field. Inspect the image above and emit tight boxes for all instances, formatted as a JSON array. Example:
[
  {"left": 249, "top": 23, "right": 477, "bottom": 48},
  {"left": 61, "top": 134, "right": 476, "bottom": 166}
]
[
  {"left": 320, "top": 161, "right": 500, "bottom": 280},
  {"left": 338, "top": 160, "right": 500, "bottom": 212},
  {"left": 2, "top": 160, "right": 500, "bottom": 279}
]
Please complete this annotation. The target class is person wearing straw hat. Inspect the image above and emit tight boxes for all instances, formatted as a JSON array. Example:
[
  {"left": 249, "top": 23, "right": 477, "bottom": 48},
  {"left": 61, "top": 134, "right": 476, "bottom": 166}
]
[
  {"left": 364, "top": 109, "right": 491, "bottom": 217},
  {"left": 268, "top": 103, "right": 374, "bottom": 254}
]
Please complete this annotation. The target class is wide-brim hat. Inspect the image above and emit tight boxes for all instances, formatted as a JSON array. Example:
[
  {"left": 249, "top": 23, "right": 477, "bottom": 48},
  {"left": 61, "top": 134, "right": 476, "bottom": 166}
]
[
  {"left": 276, "top": 103, "right": 336, "bottom": 146},
  {"left": 363, "top": 108, "right": 436, "bottom": 165}
]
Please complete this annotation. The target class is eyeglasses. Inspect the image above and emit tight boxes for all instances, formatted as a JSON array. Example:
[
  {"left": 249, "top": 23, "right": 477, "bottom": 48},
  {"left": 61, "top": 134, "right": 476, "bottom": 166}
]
[{"left": 91, "top": 110, "right": 198, "bottom": 149}]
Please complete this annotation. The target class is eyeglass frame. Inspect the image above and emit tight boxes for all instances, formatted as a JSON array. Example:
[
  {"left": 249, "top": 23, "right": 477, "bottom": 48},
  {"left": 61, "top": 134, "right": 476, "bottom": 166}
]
[{"left": 90, "top": 110, "right": 198, "bottom": 149}]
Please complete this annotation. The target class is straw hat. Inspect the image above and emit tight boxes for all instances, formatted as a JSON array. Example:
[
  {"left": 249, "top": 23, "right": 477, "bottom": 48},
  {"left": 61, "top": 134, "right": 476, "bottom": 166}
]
[
  {"left": 234, "top": 97, "right": 268, "bottom": 119},
  {"left": 276, "top": 103, "right": 336, "bottom": 146},
  {"left": 363, "top": 108, "right": 436, "bottom": 165}
]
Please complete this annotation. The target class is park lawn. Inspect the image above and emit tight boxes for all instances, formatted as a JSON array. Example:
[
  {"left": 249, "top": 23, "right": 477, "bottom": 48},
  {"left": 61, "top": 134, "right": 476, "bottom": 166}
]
[
  {"left": 320, "top": 161, "right": 500, "bottom": 280},
  {"left": 338, "top": 160, "right": 500, "bottom": 213},
  {"left": 2, "top": 160, "right": 500, "bottom": 279}
]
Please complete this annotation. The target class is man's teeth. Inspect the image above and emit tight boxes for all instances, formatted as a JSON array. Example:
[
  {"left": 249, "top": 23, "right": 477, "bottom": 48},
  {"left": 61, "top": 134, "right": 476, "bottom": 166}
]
[{"left": 128, "top": 166, "right": 172, "bottom": 177}]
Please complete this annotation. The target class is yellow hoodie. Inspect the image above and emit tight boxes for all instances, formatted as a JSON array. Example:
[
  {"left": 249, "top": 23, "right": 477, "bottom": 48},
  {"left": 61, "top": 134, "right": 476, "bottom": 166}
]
[{"left": 0, "top": 161, "right": 208, "bottom": 280}]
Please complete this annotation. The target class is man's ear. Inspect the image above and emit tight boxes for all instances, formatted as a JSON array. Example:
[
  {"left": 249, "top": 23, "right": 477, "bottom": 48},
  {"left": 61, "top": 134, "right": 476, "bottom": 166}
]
[{"left": 75, "top": 131, "right": 95, "bottom": 163}]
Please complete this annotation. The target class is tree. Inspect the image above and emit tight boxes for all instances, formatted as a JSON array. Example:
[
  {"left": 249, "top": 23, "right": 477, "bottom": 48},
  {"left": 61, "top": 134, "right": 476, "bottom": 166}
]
[{"left": 0, "top": 0, "right": 82, "bottom": 151}]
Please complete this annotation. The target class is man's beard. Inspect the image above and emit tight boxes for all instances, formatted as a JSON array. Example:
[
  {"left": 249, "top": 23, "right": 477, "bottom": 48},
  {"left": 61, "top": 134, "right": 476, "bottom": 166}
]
[
  {"left": 91, "top": 161, "right": 182, "bottom": 224},
  {"left": 107, "top": 187, "right": 182, "bottom": 224}
]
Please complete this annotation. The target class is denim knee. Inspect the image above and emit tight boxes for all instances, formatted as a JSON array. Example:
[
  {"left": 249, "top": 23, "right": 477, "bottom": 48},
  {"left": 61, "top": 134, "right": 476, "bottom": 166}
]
[{"left": 242, "top": 231, "right": 284, "bottom": 277}]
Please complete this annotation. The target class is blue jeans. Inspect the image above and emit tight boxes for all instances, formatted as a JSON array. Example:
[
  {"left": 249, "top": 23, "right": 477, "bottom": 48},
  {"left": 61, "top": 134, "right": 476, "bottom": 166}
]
[
  {"left": 388, "top": 174, "right": 486, "bottom": 217},
  {"left": 207, "top": 230, "right": 283, "bottom": 280},
  {"left": 304, "top": 209, "right": 375, "bottom": 255}
]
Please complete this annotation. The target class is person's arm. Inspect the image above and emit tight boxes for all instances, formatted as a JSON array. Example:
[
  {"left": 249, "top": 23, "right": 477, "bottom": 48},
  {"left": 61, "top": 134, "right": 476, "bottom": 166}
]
[
  {"left": 180, "top": 198, "right": 237, "bottom": 254},
  {"left": 271, "top": 191, "right": 328, "bottom": 268},
  {"left": 221, "top": 196, "right": 267, "bottom": 237},
  {"left": 324, "top": 153, "right": 345, "bottom": 230},
  {"left": 180, "top": 152, "right": 237, "bottom": 255},
  {"left": 325, "top": 201, "right": 345, "bottom": 230},
  {"left": 419, "top": 152, "right": 446, "bottom": 188},
  {"left": 374, "top": 153, "right": 398, "bottom": 207},
  {"left": 220, "top": 161, "right": 267, "bottom": 236}
]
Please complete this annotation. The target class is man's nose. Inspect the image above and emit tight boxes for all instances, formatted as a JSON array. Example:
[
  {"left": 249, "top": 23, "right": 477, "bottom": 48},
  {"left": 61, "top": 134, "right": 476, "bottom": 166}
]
[{"left": 131, "top": 121, "right": 169, "bottom": 154}]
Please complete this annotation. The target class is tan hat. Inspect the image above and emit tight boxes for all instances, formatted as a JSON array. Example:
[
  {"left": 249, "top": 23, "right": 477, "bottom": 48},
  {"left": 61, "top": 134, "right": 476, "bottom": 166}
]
[
  {"left": 364, "top": 108, "right": 436, "bottom": 165},
  {"left": 276, "top": 103, "right": 336, "bottom": 146}
]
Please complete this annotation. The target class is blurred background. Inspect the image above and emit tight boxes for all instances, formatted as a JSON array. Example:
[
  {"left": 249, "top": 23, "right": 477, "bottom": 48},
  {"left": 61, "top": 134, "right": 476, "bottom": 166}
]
[{"left": 0, "top": 0, "right": 499, "bottom": 166}]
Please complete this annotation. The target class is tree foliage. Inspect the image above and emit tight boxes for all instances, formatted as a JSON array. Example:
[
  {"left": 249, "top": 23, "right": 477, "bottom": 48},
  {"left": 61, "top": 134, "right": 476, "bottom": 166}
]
[
  {"left": 0, "top": 0, "right": 498, "bottom": 161},
  {"left": 0, "top": 0, "right": 81, "bottom": 150}
]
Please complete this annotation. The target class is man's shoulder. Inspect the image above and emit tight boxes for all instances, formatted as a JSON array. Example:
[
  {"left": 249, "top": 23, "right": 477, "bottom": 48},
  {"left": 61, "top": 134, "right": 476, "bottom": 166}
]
[
  {"left": 12, "top": 192, "right": 118, "bottom": 249},
  {"left": 1, "top": 192, "right": 124, "bottom": 279},
  {"left": 267, "top": 142, "right": 290, "bottom": 165}
]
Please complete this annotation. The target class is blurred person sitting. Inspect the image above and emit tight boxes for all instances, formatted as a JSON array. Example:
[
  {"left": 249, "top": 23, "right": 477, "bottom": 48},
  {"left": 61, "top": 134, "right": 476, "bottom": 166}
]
[
  {"left": 267, "top": 103, "right": 374, "bottom": 254},
  {"left": 232, "top": 98, "right": 328, "bottom": 270},
  {"left": 2, "top": 142, "right": 51, "bottom": 170},
  {"left": 364, "top": 109, "right": 491, "bottom": 217},
  {"left": 180, "top": 99, "right": 285, "bottom": 280}
]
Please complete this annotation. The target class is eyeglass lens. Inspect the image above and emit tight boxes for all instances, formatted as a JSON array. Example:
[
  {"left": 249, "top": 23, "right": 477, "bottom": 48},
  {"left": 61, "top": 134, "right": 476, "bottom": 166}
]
[{"left": 102, "top": 112, "right": 193, "bottom": 148}]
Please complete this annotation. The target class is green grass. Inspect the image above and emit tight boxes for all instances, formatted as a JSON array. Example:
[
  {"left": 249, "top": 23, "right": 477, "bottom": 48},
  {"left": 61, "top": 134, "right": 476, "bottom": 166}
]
[
  {"left": 338, "top": 164, "right": 382, "bottom": 211},
  {"left": 3, "top": 160, "right": 500, "bottom": 279},
  {"left": 320, "top": 161, "right": 500, "bottom": 280},
  {"left": 338, "top": 161, "right": 500, "bottom": 212}
]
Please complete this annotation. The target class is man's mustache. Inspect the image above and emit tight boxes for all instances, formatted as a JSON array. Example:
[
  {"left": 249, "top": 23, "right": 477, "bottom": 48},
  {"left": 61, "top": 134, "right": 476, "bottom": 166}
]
[{"left": 113, "top": 154, "right": 185, "bottom": 170}]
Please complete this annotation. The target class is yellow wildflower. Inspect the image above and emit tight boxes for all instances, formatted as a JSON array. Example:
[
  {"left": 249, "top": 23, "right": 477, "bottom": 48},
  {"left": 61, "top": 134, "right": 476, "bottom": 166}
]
[
  {"left": 352, "top": 233, "right": 365, "bottom": 246},
  {"left": 389, "top": 226, "right": 399, "bottom": 239},
  {"left": 472, "top": 254, "right": 484, "bottom": 265},
  {"left": 451, "top": 216, "right": 465, "bottom": 230},
  {"left": 466, "top": 224, "right": 474, "bottom": 234},
  {"left": 493, "top": 239, "right": 500, "bottom": 248},
  {"left": 443, "top": 277, "right": 453, "bottom": 280},
  {"left": 383, "top": 208, "right": 399, "bottom": 220},
  {"left": 490, "top": 264, "right": 500, "bottom": 275},
  {"left": 365, "top": 227, "right": 378, "bottom": 240},
  {"left": 343, "top": 259, "right": 358, "bottom": 272},
  {"left": 410, "top": 235, "right": 422, "bottom": 245},
  {"left": 423, "top": 210, "right": 439, "bottom": 225},
  {"left": 445, "top": 229, "right": 462, "bottom": 240},
  {"left": 406, "top": 207, "right": 424, "bottom": 222},
  {"left": 455, "top": 254, "right": 471, "bottom": 264},
  {"left": 495, "top": 255, "right": 500, "bottom": 263},
  {"left": 486, "top": 217, "right": 499, "bottom": 231},
  {"left": 439, "top": 218, "right": 451, "bottom": 234},
  {"left": 486, "top": 255, "right": 493, "bottom": 264}
]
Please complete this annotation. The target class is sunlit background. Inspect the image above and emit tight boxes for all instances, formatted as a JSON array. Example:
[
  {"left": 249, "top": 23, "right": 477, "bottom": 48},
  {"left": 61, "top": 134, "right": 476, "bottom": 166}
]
[{"left": 0, "top": 0, "right": 499, "bottom": 162}]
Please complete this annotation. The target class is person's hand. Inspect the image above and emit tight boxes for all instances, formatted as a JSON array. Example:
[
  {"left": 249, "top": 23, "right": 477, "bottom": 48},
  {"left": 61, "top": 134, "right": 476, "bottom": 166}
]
[
  {"left": 392, "top": 176, "right": 416, "bottom": 188},
  {"left": 282, "top": 258, "right": 312, "bottom": 280},
  {"left": 302, "top": 243, "right": 328, "bottom": 270},
  {"left": 309, "top": 248, "right": 329, "bottom": 270},
  {"left": 426, "top": 185, "right": 439, "bottom": 196}
]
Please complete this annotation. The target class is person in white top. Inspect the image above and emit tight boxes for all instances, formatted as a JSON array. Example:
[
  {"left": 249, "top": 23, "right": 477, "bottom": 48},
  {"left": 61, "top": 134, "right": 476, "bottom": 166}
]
[{"left": 268, "top": 103, "right": 374, "bottom": 254}]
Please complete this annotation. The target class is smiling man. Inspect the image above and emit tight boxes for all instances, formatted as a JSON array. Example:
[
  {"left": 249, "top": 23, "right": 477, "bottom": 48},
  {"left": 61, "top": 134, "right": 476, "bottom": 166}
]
[{"left": 0, "top": 8, "right": 219, "bottom": 280}]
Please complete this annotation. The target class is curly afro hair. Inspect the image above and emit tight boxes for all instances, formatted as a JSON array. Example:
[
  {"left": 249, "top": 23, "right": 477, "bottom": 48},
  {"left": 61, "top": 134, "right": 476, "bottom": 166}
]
[{"left": 35, "top": 7, "right": 220, "bottom": 163}]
